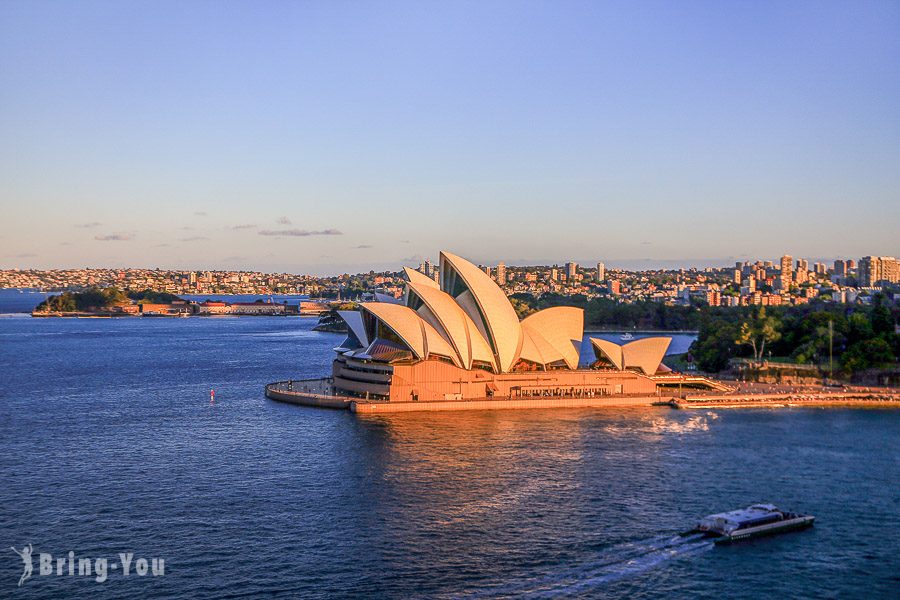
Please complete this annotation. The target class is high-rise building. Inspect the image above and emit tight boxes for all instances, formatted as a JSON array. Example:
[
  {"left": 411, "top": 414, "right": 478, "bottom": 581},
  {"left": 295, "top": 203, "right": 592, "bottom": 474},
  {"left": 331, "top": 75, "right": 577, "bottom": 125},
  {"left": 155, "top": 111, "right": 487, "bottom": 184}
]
[
  {"left": 566, "top": 262, "right": 578, "bottom": 280},
  {"left": 814, "top": 262, "right": 826, "bottom": 276},
  {"left": 496, "top": 262, "right": 506, "bottom": 285},
  {"left": 834, "top": 259, "right": 847, "bottom": 278},
  {"left": 482, "top": 265, "right": 491, "bottom": 278},
  {"left": 780, "top": 255, "right": 793, "bottom": 290},
  {"left": 795, "top": 259, "right": 809, "bottom": 285},
  {"left": 859, "top": 256, "right": 899, "bottom": 287},
  {"left": 596, "top": 262, "right": 605, "bottom": 282},
  {"left": 608, "top": 280, "right": 621, "bottom": 295},
  {"left": 550, "top": 268, "right": 558, "bottom": 282},
  {"left": 733, "top": 269, "right": 741, "bottom": 284},
  {"left": 423, "top": 259, "right": 433, "bottom": 278}
]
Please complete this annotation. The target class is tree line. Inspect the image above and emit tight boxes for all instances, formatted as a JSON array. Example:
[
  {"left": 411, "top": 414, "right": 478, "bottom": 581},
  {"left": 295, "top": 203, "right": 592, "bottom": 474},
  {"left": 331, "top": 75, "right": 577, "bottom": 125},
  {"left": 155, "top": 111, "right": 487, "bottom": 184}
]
[{"left": 690, "top": 297, "right": 898, "bottom": 374}]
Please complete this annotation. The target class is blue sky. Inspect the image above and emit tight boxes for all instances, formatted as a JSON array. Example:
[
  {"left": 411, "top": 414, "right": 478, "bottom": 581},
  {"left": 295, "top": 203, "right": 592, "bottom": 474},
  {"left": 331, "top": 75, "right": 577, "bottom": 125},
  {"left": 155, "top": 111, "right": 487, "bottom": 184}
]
[{"left": 1, "top": 1, "right": 898, "bottom": 274}]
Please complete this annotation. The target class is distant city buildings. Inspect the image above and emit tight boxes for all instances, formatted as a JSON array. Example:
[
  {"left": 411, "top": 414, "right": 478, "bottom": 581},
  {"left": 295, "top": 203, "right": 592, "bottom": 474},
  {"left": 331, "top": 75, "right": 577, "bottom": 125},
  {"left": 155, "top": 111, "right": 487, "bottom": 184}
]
[{"left": 3, "top": 251, "right": 897, "bottom": 308}]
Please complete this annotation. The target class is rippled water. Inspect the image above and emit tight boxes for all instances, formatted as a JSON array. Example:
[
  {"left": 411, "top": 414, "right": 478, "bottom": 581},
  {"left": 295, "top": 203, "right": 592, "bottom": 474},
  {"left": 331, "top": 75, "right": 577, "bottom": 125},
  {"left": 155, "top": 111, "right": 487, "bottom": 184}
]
[{"left": 1, "top": 316, "right": 898, "bottom": 598}]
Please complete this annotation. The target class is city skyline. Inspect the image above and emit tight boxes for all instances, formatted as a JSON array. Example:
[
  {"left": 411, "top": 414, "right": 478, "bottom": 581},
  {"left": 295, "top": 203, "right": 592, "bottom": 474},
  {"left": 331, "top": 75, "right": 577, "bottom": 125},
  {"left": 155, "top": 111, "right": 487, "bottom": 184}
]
[{"left": 2, "top": 2, "right": 899, "bottom": 274}]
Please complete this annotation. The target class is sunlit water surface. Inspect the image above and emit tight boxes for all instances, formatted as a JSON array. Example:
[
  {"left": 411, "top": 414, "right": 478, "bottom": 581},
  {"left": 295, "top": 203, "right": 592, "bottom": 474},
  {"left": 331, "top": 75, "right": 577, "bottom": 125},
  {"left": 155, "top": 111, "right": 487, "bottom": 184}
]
[{"left": 1, "top": 316, "right": 898, "bottom": 598}]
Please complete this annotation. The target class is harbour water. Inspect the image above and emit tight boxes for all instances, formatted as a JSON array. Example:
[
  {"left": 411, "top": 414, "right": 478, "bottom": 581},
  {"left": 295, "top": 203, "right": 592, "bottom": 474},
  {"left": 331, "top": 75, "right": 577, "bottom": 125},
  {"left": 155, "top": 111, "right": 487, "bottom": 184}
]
[{"left": 1, "top": 315, "right": 898, "bottom": 598}]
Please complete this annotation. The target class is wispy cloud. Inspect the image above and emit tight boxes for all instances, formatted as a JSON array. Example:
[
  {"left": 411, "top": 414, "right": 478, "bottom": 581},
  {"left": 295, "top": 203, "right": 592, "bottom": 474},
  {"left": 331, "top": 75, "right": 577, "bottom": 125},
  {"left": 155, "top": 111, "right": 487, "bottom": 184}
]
[
  {"left": 230, "top": 224, "right": 257, "bottom": 230},
  {"left": 354, "top": 244, "right": 373, "bottom": 249},
  {"left": 94, "top": 233, "right": 134, "bottom": 241},
  {"left": 14, "top": 252, "right": 37, "bottom": 258},
  {"left": 179, "top": 236, "right": 209, "bottom": 242},
  {"left": 76, "top": 222, "right": 102, "bottom": 229},
  {"left": 276, "top": 216, "right": 292, "bottom": 225},
  {"left": 194, "top": 211, "right": 208, "bottom": 217},
  {"left": 258, "top": 229, "right": 342, "bottom": 237},
  {"left": 153, "top": 243, "right": 170, "bottom": 247}
]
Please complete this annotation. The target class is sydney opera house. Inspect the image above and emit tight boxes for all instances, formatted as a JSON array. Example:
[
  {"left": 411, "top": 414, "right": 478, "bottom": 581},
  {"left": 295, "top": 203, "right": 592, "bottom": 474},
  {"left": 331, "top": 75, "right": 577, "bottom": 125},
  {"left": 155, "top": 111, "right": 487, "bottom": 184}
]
[{"left": 296, "top": 251, "right": 722, "bottom": 409}]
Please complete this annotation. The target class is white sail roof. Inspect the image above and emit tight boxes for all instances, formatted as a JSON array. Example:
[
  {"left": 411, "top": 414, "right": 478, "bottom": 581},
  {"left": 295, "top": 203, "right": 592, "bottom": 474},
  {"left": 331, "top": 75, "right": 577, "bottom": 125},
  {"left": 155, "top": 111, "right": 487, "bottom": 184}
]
[
  {"left": 520, "top": 306, "right": 583, "bottom": 369},
  {"left": 360, "top": 302, "right": 461, "bottom": 367},
  {"left": 406, "top": 280, "right": 496, "bottom": 371},
  {"left": 590, "top": 336, "right": 671, "bottom": 375},
  {"left": 337, "top": 310, "right": 369, "bottom": 348},
  {"left": 440, "top": 251, "right": 523, "bottom": 373},
  {"left": 402, "top": 266, "right": 439, "bottom": 289}
]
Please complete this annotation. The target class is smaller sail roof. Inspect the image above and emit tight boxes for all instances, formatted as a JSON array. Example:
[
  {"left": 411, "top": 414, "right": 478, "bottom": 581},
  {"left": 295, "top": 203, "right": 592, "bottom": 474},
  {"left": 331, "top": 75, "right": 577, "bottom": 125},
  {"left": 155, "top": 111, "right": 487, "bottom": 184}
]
[
  {"left": 590, "top": 337, "right": 624, "bottom": 370},
  {"left": 337, "top": 310, "right": 369, "bottom": 348},
  {"left": 622, "top": 337, "right": 671, "bottom": 375},
  {"left": 590, "top": 336, "right": 671, "bottom": 375},
  {"left": 360, "top": 302, "right": 461, "bottom": 367},
  {"left": 520, "top": 307, "right": 583, "bottom": 369}
]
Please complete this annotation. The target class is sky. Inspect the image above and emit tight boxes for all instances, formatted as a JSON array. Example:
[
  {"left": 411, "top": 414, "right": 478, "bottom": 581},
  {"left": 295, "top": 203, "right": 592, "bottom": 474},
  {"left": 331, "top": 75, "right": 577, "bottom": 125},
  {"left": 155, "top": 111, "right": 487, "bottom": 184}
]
[{"left": 1, "top": 1, "right": 898, "bottom": 275}]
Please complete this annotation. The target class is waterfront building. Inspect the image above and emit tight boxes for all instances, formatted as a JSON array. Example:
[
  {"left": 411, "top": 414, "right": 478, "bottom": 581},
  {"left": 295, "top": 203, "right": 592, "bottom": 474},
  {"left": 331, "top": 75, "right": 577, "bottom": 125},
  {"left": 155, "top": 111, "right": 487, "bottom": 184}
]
[{"left": 326, "top": 252, "right": 711, "bottom": 403}]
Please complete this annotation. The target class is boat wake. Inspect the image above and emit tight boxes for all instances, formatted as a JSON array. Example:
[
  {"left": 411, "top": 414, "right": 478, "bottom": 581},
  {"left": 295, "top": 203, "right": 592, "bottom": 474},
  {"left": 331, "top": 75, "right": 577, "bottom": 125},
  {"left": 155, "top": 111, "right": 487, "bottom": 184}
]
[{"left": 466, "top": 533, "right": 713, "bottom": 598}]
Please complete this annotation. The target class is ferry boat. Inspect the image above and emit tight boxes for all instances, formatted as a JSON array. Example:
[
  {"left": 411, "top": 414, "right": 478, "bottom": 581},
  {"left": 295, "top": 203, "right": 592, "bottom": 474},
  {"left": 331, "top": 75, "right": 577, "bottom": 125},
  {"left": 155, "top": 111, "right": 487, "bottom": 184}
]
[
  {"left": 620, "top": 332, "right": 635, "bottom": 341},
  {"left": 688, "top": 504, "right": 815, "bottom": 544}
]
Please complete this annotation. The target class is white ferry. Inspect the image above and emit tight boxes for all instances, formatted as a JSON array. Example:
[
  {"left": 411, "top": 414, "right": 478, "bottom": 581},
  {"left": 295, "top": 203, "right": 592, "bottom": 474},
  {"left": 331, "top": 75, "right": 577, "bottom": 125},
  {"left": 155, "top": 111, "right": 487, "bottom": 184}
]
[
  {"left": 688, "top": 504, "right": 815, "bottom": 544},
  {"left": 620, "top": 332, "right": 635, "bottom": 341}
]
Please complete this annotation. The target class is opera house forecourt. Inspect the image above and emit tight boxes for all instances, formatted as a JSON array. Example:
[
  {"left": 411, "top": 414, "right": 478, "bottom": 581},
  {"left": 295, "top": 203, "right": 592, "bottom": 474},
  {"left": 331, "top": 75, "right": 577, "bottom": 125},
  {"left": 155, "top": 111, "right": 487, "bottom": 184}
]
[{"left": 266, "top": 251, "right": 726, "bottom": 413}]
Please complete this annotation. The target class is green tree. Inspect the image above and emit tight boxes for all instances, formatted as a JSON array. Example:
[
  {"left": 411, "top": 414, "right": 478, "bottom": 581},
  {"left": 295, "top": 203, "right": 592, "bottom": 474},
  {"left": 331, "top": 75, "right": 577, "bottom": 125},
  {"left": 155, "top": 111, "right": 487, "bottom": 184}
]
[
  {"left": 735, "top": 307, "right": 782, "bottom": 362},
  {"left": 842, "top": 338, "right": 894, "bottom": 373}
]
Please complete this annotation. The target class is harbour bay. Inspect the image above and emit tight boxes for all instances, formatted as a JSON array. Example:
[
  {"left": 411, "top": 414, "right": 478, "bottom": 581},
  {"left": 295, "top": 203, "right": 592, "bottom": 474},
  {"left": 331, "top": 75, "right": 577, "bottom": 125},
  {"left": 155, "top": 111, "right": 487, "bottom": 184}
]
[{"left": 1, "top": 315, "right": 897, "bottom": 598}]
